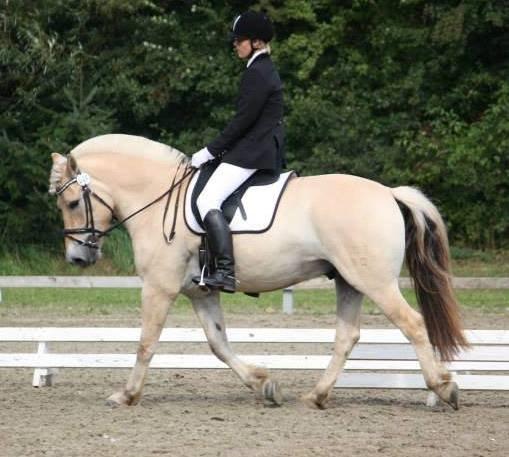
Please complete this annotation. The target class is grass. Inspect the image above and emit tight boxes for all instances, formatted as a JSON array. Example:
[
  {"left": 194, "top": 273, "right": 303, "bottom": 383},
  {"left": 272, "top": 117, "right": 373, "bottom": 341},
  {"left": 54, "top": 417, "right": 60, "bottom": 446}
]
[
  {"left": 0, "top": 230, "right": 136, "bottom": 276},
  {"left": 1, "top": 237, "right": 508, "bottom": 277},
  {"left": 1, "top": 288, "right": 508, "bottom": 318},
  {"left": 449, "top": 246, "right": 509, "bottom": 277},
  {"left": 0, "top": 239, "right": 507, "bottom": 318}
]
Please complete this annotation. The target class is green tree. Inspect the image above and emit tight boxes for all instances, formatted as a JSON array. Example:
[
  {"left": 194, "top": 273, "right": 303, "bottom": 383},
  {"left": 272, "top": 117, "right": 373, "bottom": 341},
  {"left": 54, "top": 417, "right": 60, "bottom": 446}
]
[{"left": 1, "top": 0, "right": 507, "bottom": 247}]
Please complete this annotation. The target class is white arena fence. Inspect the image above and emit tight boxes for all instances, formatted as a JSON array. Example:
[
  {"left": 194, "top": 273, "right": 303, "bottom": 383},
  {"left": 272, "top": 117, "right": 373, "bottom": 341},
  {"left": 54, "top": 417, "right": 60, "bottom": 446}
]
[
  {"left": 1, "top": 275, "right": 508, "bottom": 314},
  {"left": 0, "top": 327, "right": 508, "bottom": 406},
  {"left": 1, "top": 276, "right": 507, "bottom": 404}
]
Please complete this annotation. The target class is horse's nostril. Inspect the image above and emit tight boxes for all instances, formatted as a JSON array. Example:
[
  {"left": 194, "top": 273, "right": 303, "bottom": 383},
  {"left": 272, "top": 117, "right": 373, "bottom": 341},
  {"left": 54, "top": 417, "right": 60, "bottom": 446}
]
[{"left": 71, "top": 257, "right": 88, "bottom": 267}]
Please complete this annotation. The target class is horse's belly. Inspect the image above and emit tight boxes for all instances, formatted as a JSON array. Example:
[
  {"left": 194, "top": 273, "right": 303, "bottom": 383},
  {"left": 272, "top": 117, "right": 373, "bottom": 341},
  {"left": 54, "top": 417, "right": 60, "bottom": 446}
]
[{"left": 236, "top": 258, "right": 332, "bottom": 293}]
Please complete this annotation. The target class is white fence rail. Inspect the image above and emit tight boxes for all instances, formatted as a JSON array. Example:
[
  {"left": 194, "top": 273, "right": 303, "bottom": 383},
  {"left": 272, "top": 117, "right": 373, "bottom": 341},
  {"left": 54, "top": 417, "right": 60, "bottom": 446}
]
[
  {"left": 1, "top": 275, "right": 509, "bottom": 289},
  {"left": 1, "top": 275, "right": 508, "bottom": 314},
  {"left": 1, "top": 328, "right": 508, "bottom": 398}
]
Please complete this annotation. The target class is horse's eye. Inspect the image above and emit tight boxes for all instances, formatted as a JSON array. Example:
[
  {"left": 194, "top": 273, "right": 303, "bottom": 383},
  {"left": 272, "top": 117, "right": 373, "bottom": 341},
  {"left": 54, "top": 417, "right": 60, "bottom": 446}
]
[{"left": 68, "top": 200, "right": 80, "bottom": 210}]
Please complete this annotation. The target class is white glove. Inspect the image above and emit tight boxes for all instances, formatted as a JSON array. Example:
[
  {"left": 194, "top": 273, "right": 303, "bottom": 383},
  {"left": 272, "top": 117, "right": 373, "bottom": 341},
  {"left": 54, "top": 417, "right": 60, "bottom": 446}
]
[{"left": 191, "top": 147, "right": 214, "bottom": 168}]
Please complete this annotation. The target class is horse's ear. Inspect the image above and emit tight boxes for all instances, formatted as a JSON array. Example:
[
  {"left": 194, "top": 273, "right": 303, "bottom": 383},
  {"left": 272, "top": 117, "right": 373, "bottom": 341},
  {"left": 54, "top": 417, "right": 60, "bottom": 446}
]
[
  {"left": 66, "top": 154, "right": 78, "bottom": 174},
  {"left": 51, "top": 152, "right": 66, "bottom": 165},
  {"left": 49, "top": 153, "right": 67, "bottom": 195}
]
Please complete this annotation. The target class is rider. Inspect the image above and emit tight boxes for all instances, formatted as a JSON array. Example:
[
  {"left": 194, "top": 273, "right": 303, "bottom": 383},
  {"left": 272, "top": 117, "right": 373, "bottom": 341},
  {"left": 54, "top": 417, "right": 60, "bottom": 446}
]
[{"left": 191, "top": 10, "right": 285, "bottom": 293}]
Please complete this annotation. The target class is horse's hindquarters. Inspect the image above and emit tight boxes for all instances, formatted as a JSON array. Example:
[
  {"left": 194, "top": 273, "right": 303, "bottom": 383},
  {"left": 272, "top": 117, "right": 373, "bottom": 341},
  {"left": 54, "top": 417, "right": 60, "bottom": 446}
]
[{"left": 233, "top": 174, "right": 406, "bottom": 295}]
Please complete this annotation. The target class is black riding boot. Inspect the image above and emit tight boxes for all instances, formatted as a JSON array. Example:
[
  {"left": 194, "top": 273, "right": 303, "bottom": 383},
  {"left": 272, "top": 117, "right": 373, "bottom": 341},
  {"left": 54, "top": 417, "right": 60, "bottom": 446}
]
[{"left": 194, "top": 209, "right": 236, "bottom": 293}]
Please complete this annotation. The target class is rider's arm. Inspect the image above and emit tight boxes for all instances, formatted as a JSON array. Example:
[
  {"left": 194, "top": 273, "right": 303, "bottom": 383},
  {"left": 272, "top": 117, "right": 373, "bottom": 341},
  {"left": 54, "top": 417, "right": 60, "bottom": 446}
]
[{"left": 207, "top": 67, "right": 270, "bottom": 157}]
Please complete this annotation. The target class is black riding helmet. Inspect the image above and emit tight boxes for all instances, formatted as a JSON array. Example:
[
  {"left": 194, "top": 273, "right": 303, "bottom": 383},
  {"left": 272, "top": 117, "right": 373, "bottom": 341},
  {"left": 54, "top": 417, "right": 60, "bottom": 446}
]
[{"left": 230, "top": 10, "right": 274, "bottom": 43}]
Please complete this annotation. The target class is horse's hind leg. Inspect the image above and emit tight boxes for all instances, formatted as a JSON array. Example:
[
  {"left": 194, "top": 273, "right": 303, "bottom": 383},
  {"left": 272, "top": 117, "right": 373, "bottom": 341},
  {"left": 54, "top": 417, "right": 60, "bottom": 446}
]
[
  {"left": 302, "top": 276, "right": 363, "bottom": 409},
  {"left": 370, "top": 283, "right": 458, "bottom": 409},
  {"left": 191, "top": 292, "right": 283, "bottom": 406}
]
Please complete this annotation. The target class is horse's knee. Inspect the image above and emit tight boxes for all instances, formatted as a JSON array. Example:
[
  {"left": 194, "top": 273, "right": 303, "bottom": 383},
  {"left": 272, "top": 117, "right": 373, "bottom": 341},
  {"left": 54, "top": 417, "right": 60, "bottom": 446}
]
[
  {"left": 336, "top": 328, "right": 360, "bottom": 352},
  {"left": 137, "top": 344, "right": 156, "bottom": 362}
]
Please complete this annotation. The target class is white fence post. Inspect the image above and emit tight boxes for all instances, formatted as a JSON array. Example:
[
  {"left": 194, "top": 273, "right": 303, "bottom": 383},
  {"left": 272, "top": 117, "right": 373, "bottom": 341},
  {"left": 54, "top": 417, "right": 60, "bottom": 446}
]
[
  {"left": 32, "top": 342, "right": 58, "bottom": 387},
  {"left": 282, "top": 288, "right": 293, "bottom": 314},
  {"left": 1, "top": 328, "right": 508, "bottom": 399}
]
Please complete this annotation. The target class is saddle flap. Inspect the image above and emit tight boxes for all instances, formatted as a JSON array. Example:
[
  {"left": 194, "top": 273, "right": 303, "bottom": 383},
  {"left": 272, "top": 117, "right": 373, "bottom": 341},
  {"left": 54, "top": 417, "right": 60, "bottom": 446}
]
[{"left": 185, "top": 162, "right": 295, "bottom": 235}]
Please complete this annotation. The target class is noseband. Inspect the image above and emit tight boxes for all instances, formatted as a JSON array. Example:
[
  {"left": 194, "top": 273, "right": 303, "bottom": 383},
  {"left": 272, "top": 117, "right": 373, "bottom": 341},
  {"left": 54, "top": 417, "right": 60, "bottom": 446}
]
[
  {"left": 56, "top": 159, "right": 196, "bottom": 250},
  {"left": 56, "top": 172, "right": 113, "bottom": 249}
]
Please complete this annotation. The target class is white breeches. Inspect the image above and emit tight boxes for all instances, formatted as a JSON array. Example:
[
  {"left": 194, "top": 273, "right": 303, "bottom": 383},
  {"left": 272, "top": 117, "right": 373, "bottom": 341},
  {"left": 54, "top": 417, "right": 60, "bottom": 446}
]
[{"left": 197, "top": 162, "right": 257, "bottom": 219}]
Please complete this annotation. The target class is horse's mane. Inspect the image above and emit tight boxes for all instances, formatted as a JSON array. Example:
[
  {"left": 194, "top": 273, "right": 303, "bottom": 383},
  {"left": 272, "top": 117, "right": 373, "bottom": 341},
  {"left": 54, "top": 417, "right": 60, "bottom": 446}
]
[
  {"left": 49, "top": 134, "right": 188, "bottom": 194},
  {"left": 71, "top": 134, "right": 187, "bottom": 164}
]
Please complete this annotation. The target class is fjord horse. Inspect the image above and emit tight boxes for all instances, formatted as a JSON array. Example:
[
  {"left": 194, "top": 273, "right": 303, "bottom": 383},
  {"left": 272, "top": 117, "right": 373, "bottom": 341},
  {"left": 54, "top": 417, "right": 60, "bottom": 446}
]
[{"left": 49, "top": 134, "right": 467, "bottom": 409}]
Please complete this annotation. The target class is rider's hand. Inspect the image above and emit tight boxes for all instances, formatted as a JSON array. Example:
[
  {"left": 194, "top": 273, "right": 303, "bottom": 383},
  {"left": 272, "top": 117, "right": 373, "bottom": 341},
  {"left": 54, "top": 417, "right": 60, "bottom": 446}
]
[{"left": 191, "top": 147, "right": 214, "bottom": 168}]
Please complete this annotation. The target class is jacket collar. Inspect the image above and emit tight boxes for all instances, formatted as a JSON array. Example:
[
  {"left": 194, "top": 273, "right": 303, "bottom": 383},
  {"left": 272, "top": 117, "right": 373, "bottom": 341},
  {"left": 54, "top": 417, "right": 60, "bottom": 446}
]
[{"left": 247, "top": 49, "right": 269, "bottom": 68}]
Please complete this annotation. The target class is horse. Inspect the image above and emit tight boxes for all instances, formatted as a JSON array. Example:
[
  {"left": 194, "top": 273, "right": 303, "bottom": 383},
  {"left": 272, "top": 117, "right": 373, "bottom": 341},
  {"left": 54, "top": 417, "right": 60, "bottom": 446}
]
[{"left": 48, "top": 133, "right": 468, "bottom": 410}]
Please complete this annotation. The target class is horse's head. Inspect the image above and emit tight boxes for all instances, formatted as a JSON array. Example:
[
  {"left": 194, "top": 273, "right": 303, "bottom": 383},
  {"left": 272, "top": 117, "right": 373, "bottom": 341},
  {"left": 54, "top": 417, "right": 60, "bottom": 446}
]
[{"left": 49, "top": 153, "right": 114, "bottom": 267}]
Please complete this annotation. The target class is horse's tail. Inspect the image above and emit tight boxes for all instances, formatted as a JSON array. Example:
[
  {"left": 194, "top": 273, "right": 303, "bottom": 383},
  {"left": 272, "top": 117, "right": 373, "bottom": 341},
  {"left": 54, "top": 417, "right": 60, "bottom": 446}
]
[{"left": 391, "top": 186, "right": 469, "bottom": 360}]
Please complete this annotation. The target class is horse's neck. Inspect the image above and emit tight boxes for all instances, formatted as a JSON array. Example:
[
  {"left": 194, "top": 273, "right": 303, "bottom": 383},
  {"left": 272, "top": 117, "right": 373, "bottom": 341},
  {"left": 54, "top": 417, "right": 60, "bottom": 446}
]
[{"left": 83, "top": 153, "right": 182, "bottom": 231}]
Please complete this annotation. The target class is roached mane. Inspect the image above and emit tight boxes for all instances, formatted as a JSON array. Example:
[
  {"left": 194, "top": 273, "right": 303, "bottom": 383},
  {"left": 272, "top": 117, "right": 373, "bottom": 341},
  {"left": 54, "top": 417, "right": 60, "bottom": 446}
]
[{"left": 48, "top": 134, "right": 189, "bottom": 195}]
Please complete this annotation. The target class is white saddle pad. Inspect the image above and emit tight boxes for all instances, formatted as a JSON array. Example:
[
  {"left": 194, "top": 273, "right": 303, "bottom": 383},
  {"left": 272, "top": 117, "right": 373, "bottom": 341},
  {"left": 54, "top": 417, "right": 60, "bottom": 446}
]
[{"left": 184, "top": 171, "right": 295, "bottom": 234}]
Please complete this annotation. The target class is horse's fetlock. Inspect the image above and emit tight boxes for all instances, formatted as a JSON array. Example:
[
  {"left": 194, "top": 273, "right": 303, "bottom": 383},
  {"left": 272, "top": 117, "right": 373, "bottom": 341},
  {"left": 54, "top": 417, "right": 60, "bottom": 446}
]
[
  {"left": 301, "top": 390, "right": 328, "bottom": 409},
  {"left": 316, "top": 391, "right": 330, "bottom": 405},
  {"left": 425, "top": 379, "right": 437, "bottom": 391},
  {"left": 252, "top": 366, "right": 269, "bottom": 381},
  {"left": 440, "top": 371, "right": 452, "bottom": 382}
]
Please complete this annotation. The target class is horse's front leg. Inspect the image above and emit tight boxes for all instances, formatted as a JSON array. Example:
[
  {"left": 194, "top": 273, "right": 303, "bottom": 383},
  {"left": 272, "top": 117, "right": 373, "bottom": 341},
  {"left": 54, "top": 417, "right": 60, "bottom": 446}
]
[
  {"left": 191, "top": 292, "right": 283, "bottom": 406},
  {"left": 107, "top": 282, "right": 174, "bottom": 406}
]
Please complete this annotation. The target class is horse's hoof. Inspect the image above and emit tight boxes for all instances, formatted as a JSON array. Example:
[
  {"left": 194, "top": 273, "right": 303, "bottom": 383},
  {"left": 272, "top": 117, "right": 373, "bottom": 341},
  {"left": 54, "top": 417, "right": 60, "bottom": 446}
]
[
  {"left": 300, "top": 391, "right": 328, "bottom": 410},
  {"left": 105, "top": 398, "right": 122, "bottom": 408},
  {"left": 106, "top": 391, "right": 134, "bottom": 407},
  {"left": 445, "top": 382, "right": 459, "bottom": 410},
  {"left": 262, "top": 379, "right": 283, "bottom": 407},
  {"left": 436, "top": 381, "right": 459, "bottom": 410}
]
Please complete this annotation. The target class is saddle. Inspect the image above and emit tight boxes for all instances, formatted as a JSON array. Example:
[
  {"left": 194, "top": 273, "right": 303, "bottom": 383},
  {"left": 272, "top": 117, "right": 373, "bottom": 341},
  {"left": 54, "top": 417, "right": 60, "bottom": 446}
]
[
  {"left": 184, "top": 159, "right": 295, "bottom": 234},
  {"left": 190, "top": 159, "right": 280, "bottom": 228},
  {"left": 184, "top": 160, "right": 296, "bottom": 297}
]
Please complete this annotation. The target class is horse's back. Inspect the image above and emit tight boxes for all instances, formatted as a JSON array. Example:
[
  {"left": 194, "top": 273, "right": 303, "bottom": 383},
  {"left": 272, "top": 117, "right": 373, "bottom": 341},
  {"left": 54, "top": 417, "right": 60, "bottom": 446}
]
[
  {"left": 295, "top": 173, "right": 389, "bottom": 195},
  {"left": 285, "top": 173, "right": 397, "bottom": 216},
  {"left": 280, "top": 172, "right": 405, "bottom": 266}
]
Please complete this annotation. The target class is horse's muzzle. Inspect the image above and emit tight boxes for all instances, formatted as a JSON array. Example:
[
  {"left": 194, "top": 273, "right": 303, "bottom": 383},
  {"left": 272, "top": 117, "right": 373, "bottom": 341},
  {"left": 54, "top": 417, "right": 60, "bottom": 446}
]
[
  {"left": 66, "top": 241, "right": 99, "bottom": 267},
  {"left": 69, "top": 255, "right": 95, "bottom": 267}
]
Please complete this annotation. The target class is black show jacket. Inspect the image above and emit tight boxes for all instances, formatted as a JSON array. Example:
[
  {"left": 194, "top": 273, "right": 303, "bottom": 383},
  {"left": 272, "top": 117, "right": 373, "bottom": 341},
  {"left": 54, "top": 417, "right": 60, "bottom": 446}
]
[{"left": 207, "top": 53, "right": 284, "bottom": 173}]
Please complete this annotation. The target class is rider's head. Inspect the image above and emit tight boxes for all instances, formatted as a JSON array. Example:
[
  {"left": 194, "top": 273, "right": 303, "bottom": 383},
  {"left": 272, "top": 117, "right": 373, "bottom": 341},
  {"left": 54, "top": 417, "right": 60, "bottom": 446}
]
[{"left": 230, "top": 10, "right": 274, "bottom": 59}]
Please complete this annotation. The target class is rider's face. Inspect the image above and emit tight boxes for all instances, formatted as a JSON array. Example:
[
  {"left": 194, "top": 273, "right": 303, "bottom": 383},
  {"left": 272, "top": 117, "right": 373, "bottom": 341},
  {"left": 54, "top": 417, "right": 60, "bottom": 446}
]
[{"left": 233, "top": 37, "right": 252, "bottom": 59}]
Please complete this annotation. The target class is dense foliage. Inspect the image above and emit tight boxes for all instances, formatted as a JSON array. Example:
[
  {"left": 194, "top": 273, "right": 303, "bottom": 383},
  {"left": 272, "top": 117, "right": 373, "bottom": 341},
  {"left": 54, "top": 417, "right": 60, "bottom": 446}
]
[{"left": 1, "top": 0, "right": 508, "bottom": 247}]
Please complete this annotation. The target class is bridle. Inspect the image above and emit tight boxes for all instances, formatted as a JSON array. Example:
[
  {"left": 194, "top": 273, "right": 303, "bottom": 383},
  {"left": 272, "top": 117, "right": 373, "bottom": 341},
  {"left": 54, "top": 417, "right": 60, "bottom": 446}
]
[{"left": 55, "top": 157, "right": 196, "bottom": 250}]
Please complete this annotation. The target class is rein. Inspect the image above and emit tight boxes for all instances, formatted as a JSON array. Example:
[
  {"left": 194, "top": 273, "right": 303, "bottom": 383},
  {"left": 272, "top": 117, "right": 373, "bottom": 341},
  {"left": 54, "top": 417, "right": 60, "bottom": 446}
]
[{"left": 56, "top": 159, "right": 196, "bottom": 249}]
